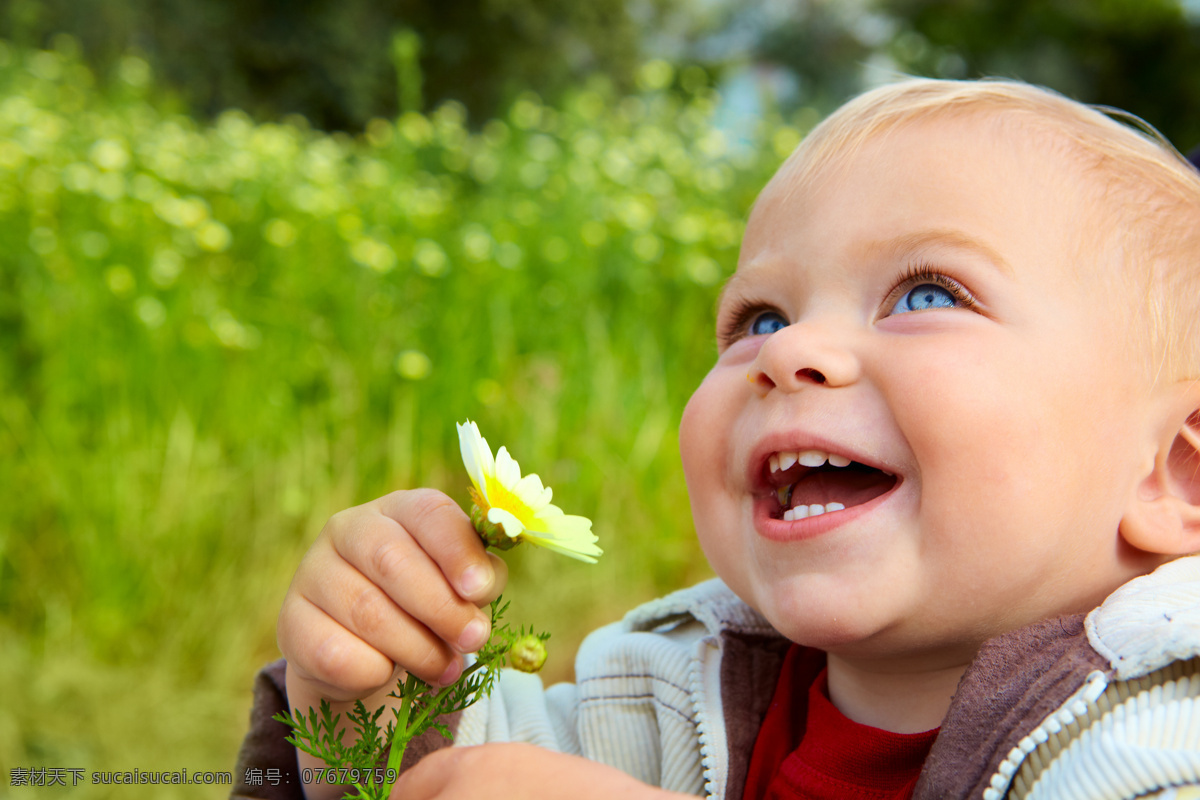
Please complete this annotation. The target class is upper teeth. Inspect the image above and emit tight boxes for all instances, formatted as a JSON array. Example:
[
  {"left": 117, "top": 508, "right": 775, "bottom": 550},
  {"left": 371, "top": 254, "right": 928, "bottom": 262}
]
[{"left": 770, "top": 449, "right": 852, "bottom": 472}]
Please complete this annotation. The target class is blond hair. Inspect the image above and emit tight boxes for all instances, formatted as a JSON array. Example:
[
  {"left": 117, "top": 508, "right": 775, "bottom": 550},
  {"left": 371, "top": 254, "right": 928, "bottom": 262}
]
[{"left": 772, "top": 77, "right": 1200, "bottom": 382}]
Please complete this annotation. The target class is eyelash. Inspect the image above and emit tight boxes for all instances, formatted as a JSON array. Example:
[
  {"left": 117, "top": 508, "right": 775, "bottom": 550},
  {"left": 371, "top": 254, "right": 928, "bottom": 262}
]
[
  {"left": 718, "top": 297, "right": 775, "bottom": 348},
  {"left": 890, "top": 263, "right": 978, "bottom": 313},
  {"left": 716, "top": 262, "right": 978, "bottom": 348}
]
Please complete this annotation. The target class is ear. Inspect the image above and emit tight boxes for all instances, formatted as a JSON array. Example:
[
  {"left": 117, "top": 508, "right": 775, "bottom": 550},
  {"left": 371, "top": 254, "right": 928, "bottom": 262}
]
[{"left": 1119, "top": 381, "right": 1200, "bottom": 555}]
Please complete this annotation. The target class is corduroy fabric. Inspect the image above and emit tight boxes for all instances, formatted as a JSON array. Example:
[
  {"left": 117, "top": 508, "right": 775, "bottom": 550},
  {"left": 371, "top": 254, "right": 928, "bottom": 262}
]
[{"left": 1014, "top": 660, "right": 1200, "bottom": 799}]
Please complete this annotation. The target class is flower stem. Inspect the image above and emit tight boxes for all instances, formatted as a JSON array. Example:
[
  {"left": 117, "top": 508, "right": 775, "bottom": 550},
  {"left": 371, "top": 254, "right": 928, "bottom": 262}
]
[
  {"left": 385, "top": 673, "right": 417, "bottom": 777},
  {"left": 402, "top": 660, "right": 487, "bottom": 737}
]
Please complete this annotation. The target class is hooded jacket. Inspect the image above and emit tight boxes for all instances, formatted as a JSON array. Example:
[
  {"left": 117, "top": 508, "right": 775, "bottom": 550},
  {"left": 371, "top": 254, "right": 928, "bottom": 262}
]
[{"left": 232, "top": 556, "right": 1200, "bottom": 799}]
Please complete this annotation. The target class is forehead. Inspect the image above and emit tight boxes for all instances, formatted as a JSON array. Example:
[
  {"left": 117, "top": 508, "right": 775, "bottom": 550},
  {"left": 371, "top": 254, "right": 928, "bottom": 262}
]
[{"left": 730, "top": 114, "right": 1100, "bottom": 288}]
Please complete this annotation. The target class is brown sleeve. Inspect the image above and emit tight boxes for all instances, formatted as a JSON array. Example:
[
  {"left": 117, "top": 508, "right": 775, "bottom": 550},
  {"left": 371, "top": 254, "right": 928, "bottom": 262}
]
[{"left": 231, "top": 659, "right": 461, "bottom": 800}]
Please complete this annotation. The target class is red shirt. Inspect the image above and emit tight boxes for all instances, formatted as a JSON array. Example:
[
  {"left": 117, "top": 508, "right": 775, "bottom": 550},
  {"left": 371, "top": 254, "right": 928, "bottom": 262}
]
[{"left": 742, "top": 646, "right": 940, "bottom": 800}]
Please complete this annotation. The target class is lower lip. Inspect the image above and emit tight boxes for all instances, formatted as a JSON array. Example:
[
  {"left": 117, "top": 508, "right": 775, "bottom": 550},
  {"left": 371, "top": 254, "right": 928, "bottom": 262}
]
[{"left": 753, "top": 481, "right": 901, "bottom": 542}]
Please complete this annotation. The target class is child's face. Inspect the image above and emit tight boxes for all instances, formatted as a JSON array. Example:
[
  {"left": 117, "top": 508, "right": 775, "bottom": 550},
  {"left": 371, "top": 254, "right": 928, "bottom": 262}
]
[{"left": 680, "top": 115, "right": 1156, "bottom": 664}]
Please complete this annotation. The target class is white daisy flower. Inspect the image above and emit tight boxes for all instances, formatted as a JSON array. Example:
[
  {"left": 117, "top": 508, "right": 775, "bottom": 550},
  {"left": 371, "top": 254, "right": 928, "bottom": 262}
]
[{"left": 457, "top": 420, "right": 601, "bottom": 563}]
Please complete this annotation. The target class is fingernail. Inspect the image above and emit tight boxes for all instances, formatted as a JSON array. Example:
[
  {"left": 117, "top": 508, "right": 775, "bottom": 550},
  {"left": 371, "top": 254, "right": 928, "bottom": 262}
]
[
  {"left": 457, "top": 617, "right": 489, "bottom": 653},
  {"left": 459, "top": 564, "right": 492, "bottom": 596},
  {"left": 438, "top": 659, "right": 463, "bottom": 687}
]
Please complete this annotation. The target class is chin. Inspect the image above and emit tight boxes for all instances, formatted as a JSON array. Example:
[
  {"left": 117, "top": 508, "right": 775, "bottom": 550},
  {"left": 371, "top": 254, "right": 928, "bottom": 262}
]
[
  {"left": 738, "top": 572, "right": 900, "bottom": 651},
  {"left": 769, "top": 611, "right": 889, "bottom": 652}
]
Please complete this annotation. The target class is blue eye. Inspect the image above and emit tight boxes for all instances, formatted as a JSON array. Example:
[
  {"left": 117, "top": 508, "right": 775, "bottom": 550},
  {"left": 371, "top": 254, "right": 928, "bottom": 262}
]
[
  {"left": 891, "top": 283, "right": 957, "bottom": 314},
  {"left": 749, "top": 311, "right": 788, "bottom": 336}
]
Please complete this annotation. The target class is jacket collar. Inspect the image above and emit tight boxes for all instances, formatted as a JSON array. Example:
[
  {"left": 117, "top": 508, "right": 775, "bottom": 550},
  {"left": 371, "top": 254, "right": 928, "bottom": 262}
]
[{"left": 1085, "top": 554, "right": 1200, "bottom": 680}]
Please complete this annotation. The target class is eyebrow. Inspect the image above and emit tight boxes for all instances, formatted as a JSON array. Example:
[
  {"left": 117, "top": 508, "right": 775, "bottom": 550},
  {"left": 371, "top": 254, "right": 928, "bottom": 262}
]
[
  {"left": 875, "top": 229, "right": 1015, "bottom": 278},
  {"left": 714, "top": 269, "right": 750, "bottom": 314},
  {"left": 717, "top": 226, "right": 1015, "bottom": 311}
]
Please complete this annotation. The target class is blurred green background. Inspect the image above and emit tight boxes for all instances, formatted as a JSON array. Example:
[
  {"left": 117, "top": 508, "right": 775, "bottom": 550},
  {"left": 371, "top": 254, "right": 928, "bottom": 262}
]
[{"left": 2, "top": 0, "right": 1200, "bottom": 797}]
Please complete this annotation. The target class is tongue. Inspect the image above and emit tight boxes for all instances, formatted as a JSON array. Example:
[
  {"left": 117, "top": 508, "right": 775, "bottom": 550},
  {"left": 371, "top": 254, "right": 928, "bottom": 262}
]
[{"left": 789, "top": 468, "right": 895, "bottom": 509}]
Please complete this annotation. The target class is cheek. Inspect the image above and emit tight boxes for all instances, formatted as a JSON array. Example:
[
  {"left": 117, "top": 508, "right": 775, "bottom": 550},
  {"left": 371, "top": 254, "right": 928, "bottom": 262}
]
[
  {"left": 679, "top": 385, "right": 708, "bottom": 489},
  {"left": 884, "top": 339, "right": 1118, "bottom": 540},
  {"left": 679, "top": 370, "right": 733, "bottom": 492},
  {"left": 884, "top": 346, "right": 1008, "bottom": 464},
  {"left": 679, "top": 370, "right": 745, "bottom": 571},
  {"left": 879, "top": 344, "right": 1057, "bottom": 550}
]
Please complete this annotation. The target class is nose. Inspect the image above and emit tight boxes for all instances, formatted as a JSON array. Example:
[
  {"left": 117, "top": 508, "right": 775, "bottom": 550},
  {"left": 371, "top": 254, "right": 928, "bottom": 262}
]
[{"left": 748, "top": 320, "right": 861, "bottom": 396}]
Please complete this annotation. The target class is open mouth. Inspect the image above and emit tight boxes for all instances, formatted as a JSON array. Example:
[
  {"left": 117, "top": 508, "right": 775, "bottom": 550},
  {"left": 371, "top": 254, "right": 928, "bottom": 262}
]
[{"left": 763, "top": 449, "right": 898, "bottom": 521}]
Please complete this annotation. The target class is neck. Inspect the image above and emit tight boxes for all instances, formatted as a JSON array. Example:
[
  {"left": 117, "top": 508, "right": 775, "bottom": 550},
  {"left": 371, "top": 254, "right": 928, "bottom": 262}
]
[{"left": 824, "top": 651, "right": 969, "bottom": 733}]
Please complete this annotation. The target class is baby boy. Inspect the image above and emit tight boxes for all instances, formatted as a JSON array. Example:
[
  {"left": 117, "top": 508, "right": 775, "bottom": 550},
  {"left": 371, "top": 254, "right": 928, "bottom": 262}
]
[{"left": 235, "top": 78, "right": 1200, "bottom": 800}]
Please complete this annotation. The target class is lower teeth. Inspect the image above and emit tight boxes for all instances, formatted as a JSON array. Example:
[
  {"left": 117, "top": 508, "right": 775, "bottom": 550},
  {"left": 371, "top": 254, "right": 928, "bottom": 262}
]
[{"left": 783, "top": 502, "right": 846, "bottom": 521}]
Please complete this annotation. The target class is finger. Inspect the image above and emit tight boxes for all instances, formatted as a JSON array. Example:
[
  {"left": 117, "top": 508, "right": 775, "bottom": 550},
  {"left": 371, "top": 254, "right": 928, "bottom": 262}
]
[
  {"left": 278, "top": 592, "right": 420, "bottom": 700},
  {"left": 297, "top": 545, "right": 471, "bottom": 686},
  {"left": 374, "top": 489, "right": 498, "bottom": 603},
  {"left": 391, "top": 748, "right": 460, "bottom": 800},
  {"left": 478, "top": 552, "right": 508, "bottom": 606},
  {"left": 328, "top": 508, "right": 492, "bottom": 656}
]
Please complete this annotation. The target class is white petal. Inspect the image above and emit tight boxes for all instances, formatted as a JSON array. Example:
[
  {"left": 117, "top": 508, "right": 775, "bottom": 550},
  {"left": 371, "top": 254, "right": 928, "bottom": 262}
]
[
  {"left": 457, "top": 420, "right": 494, "bottom": 497},
  {"left": 513, "top": 472, "right": 552, "bottom": 510},
  {"left": 494, "top": 446, "right": 523, "bottom": 488},
  {"left": 533, "top": 502, "right": 565, "bottom": 521},
  {"left": 534, "top": 510, "right": 593, "bottom": 536},
  {"left": 486, "top": 507, "right": 525, "bottom": 538},
  {"left": 524, "top": 508, "right": 599, "bottom": 557},
  {"left": 521, "top": 529, "right": 602, "bottom": 563}
]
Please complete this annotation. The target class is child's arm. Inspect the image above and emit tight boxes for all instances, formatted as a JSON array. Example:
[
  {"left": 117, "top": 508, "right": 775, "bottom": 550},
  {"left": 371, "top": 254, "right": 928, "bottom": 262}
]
[{"left": 276, "top": 489, "right": 506, "bottom": 800}]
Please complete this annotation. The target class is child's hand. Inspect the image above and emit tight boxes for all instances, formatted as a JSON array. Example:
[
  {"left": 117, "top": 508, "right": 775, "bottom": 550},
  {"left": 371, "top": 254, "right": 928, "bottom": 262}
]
[
  {"left": 277, "top": 489, "right": 507, "bottom": 705},
  {"left": 393, "top": 744, "right": 692, "bottom": 800}
]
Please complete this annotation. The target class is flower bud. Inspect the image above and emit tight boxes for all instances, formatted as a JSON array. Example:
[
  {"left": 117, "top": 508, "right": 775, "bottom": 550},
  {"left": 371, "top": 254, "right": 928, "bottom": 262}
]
[
  {"left": 508, "top": 635, "right": 548, "bottom": 673},
  {"left": 469, "top": 502, "right": 519, "bottom": 551}
]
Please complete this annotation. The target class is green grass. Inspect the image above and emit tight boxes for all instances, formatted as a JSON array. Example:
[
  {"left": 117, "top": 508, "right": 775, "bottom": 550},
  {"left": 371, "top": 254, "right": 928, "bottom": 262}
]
[{"left": 0, "top": 40, "right": 807, "bottom": 797}]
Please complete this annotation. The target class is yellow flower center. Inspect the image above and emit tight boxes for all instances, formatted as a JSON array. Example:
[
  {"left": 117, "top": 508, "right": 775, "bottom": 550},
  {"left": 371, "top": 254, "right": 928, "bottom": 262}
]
[{"left": 484, "top": 475, "right": 537, "bottom": 528}]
